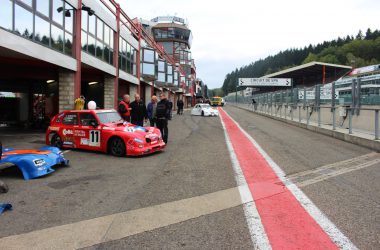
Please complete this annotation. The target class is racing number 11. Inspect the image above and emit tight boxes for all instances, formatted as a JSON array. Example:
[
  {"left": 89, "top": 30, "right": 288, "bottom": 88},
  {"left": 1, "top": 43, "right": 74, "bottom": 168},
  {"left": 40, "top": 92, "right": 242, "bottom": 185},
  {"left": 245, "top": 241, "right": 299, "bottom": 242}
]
[{"left": 89, "top": 130, "right": 100, "bottom": 146}]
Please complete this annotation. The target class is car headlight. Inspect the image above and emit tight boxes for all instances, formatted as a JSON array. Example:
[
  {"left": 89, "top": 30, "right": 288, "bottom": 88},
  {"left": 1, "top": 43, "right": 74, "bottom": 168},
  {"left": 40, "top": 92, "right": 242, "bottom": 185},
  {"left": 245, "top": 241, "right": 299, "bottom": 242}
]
[
  {"left": 33, "top": 159, "right": 46, "bottom": 167},
  {"left": 124, "top": 127, "right": 135, "bottom": 133},
  {"left": 134, "top": 138, "right": 144, "bottom": 143}
]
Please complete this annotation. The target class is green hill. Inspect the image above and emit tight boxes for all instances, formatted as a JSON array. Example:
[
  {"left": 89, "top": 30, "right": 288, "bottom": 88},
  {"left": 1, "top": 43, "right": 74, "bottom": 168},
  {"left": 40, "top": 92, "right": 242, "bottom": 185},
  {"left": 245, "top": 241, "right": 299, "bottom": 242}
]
[{"left": 221, "top": 29, "right": 380, "bottom": 95}]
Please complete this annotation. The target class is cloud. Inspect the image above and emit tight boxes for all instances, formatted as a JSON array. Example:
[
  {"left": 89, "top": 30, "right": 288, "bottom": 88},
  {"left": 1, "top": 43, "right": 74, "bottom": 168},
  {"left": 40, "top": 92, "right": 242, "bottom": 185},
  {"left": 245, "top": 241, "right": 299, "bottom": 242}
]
[{"left": 117, "top": 0, "right": 380, "bottom": 89}]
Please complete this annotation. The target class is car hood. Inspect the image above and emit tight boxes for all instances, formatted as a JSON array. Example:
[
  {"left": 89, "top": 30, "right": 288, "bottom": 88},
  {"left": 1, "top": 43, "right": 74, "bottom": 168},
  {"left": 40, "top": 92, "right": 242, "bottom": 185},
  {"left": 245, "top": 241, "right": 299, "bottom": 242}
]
[
  {"left": 202, "top": 108, "right": 218, "bottom": 112},
  {"left": 102, "top": 123, "right": 161, "bottom": 139}
]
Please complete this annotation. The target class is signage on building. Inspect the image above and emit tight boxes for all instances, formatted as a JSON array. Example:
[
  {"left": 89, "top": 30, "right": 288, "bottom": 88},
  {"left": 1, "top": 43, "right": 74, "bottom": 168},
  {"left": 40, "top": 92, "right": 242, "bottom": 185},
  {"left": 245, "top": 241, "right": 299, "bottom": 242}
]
[
  {"left": 320, "top": 84, "right": 332, "bottom": 100},
  {"left": 239, "top": 78, "right": 292, "bottom": 87},
  {"left": 298, "top": 91, "right": 315, "bottom": 100}
]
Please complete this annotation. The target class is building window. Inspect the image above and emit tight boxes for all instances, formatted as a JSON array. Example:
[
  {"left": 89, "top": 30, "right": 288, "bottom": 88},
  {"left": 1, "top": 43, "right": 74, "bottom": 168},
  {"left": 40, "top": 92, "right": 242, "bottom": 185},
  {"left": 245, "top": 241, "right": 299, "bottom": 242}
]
[
  {"left": 36, "top": 0, "right": 50, "bottom": 17},
  {"left": 140, "top": 48, "right": 156, "bottom": 78},
  {"left": 0, "top": 0, "right": 13, "bottom": 31},
  {"left": 157, "top": 60, "right": 166, "bottom": 83},
  {"left": 0, "top": 0, "right": 74, "bottom": 57},
  {"left": 167, "top": 64, "right": 173, "bottom": 85},
  {"left": 14, "top": 4, "right": 33, "bottom": 38},
  {"left": 81, "top": 10, "right": 114, "bottom": 65},
  {"left": 118, "top": 38, "right": 137, "bottom": 76},
  {"left": 35, "top": 15, "right": 50, "bottom": 46}
]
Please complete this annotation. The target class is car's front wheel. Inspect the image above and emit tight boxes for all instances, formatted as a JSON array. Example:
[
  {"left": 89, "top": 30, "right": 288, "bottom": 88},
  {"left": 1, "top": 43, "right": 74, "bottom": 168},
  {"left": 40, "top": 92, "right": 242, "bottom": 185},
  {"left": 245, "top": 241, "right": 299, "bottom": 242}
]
[
  {"left": 51, "top": 133, "right": 63, "bottom": 148},
  {"left": 201, "top": 111, "right": 204, "bottom": 116},
  {"left": 109, "top": 137, "right": 126, "bottom": 157}
]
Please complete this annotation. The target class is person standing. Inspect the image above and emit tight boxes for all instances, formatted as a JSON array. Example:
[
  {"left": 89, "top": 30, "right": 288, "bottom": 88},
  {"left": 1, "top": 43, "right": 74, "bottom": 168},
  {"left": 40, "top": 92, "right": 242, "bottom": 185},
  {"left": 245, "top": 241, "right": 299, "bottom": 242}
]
[
  {"left": 177, "top": 99, "right": 184, "bottom": 115},
  {"left": 147, "top": 95, "right": 158, "bottom": 127},
  {"left": 130, "top": 94, "right": 147, "bottom": 126},
  {"left": 118, "top": 94, "right": 131, "bottom": 122},
  {"left": 156, "top": 93, "right": 171, "bottom": 144}
]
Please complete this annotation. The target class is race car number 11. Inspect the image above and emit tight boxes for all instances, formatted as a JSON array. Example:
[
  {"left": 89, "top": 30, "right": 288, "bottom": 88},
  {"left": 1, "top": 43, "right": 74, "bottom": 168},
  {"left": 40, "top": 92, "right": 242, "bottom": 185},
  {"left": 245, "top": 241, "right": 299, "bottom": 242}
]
[{"left": 89, "top": 130, "right": 100, "bottom": 146}]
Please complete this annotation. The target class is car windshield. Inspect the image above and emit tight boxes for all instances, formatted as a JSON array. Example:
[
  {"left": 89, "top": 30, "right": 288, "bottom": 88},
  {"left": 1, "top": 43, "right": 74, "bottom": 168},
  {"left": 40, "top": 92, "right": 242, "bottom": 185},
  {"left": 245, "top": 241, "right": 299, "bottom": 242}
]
[
  {"left": 96, "top": 111, "right": 123, "bottom": 124},
  {"left": 200, "top": 104, "right": 211, "bottom": 108}
]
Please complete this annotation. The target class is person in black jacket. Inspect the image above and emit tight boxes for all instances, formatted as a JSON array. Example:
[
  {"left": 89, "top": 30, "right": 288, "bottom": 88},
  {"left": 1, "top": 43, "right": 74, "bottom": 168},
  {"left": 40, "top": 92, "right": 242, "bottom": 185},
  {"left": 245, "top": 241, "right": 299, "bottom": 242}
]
[
  {"left": 156, "top": 93, "right": 171, "bottom": 144},
  {"left": 129, "top": 94, "right": 147, "bottom": 126},
  {"left": 177, "top": 99, "right": 184, "bottom": 115}
]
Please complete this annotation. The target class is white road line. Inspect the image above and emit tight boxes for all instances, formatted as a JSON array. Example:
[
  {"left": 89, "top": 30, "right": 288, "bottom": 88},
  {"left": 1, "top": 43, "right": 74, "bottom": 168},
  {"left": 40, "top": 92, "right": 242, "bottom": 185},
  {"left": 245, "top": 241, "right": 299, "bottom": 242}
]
[
  {"left": 0, "top": 187, "right": 248, "bottom": 250},
  {"left": 288, "top": 152, "right": 379, "bottom": 179},
  {"left": 223, "top": 110, "right": 358, "bottom": 250},
  {"left": 295, "top": 158, "right": 380, "bottom": 187},
  {"left": 219, "top": 114, "right": 272, "bottom": 250},
  {"left": 62, "top": 150, "right": 71, "bottom": 154}
]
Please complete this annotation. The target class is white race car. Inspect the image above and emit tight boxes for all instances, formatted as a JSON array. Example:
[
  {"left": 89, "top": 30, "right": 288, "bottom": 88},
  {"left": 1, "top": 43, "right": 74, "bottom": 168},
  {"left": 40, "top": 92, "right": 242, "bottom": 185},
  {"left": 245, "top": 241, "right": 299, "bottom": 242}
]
[{"left": 191, "top": 104, "right": 219, "bottom": 117}]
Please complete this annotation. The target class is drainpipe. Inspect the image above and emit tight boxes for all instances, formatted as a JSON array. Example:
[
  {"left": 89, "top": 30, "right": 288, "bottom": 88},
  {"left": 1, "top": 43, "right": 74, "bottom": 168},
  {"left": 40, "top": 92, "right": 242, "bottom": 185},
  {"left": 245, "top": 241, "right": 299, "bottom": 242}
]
[{"left": 74, "top": 0, "right": 83, "bottom": 99}]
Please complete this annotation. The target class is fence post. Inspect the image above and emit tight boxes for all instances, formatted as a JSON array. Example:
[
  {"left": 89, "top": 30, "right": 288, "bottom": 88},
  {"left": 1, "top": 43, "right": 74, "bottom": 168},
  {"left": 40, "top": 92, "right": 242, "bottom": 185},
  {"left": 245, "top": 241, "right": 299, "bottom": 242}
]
[
  {"left": 332, "top": 107, "right": 336, "bottom": 130},
  {"left": 299, "top": 106, "right": 301, "bottom": 123},
  {"left": 307, "top": 106, "right": 309, "bottom": 126},
  {"left": 375, "top": 110, "right": 379, "bottom": 140},
  {"left": 349, "top": 110, "right": 353, "bottom": 134},
  {"left": 332, "top": 82, "right": 336, "bottom": 130}
]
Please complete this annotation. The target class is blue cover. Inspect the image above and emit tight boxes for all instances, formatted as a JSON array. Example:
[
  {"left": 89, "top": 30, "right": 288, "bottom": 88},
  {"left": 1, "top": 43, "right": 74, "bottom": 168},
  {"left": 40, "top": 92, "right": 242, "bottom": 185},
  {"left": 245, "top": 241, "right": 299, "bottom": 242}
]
[
  {"left": 0, "top": 146, "right": 69, "bottom": 180},
  {"left": 0, "top": 203, "right": 12, "bottom": 215}
]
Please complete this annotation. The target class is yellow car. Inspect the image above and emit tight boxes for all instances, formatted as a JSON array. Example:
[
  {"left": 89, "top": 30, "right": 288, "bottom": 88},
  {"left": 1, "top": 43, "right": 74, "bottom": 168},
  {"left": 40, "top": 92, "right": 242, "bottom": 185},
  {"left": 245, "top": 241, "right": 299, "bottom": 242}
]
[{"left": 211, "top": 96, "right": 224, "bottom": 106}]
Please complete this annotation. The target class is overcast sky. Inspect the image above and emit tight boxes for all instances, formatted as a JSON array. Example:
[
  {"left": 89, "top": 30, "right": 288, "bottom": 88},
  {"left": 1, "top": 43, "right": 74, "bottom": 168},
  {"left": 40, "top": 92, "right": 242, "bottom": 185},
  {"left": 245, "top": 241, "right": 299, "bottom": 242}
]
[{"left": 117, "top": 0, "right": 380, "bottom": 89}]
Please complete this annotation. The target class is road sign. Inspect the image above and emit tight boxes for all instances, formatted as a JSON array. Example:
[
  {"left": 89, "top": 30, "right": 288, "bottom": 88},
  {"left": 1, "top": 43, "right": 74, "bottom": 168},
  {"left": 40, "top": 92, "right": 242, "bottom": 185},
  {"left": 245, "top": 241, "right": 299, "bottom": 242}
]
[{"left": 239, "top": 78, "right": 292, "bottom": 87}]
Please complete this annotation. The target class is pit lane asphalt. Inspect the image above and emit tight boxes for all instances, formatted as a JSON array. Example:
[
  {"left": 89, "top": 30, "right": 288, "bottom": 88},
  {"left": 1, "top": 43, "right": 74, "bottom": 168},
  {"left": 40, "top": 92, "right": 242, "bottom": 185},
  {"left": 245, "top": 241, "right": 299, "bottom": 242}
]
[
  {"left": 223, "top": 105, "right": 380, "bottom": 250},
  {"left": 0, "top": 112, "right": 253, "bottom": 249},
  {"left": 1, "top": 107, "right": 379, "bottom": 249}
]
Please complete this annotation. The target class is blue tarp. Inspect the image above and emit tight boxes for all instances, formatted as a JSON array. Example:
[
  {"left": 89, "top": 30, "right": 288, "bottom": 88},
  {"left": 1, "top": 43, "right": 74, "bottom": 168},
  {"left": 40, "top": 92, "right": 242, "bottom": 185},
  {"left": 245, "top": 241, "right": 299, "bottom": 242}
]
[{"left": 0, "top": 203, "right": 12, "bottom": 215}]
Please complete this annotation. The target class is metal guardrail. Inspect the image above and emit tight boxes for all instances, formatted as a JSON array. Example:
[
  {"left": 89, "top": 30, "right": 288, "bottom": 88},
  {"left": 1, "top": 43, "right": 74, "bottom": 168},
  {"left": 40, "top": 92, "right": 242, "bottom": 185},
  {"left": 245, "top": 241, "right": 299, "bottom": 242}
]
[{"left": 234, "top": 102, "right": 380, "bottom": 140}]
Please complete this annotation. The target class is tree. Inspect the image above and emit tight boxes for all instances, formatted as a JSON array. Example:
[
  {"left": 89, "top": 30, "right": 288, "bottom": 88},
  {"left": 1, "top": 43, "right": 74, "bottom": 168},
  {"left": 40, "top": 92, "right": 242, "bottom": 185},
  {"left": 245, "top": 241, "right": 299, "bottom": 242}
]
[
  {"left": 365, "top": 28, "right": 373, "bottom": 40},
  {"left": 221, "top": 28, "right": 380, "bottom": 95},
  {"left": 356, "top": 30, "right": 364, "bottom": 40},
  {"left": 303, "top": 53, "right": 318, "bottom": 63}
]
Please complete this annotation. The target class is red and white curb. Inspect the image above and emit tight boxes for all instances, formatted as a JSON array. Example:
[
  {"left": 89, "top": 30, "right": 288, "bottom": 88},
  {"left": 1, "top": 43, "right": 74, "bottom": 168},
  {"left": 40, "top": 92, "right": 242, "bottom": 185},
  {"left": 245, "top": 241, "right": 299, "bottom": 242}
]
[{"left": 219, "top": 108, "right": 357, "bottom": 250}]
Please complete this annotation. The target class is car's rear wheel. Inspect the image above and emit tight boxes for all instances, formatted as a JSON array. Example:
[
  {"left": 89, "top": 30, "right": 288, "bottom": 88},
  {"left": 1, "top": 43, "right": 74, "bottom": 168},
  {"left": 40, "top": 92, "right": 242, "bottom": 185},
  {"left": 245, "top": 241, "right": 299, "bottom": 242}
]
[
  {"left": 51, "top": 133, "right": 63, "bottom": 148},
  {"left": 201, "top": 111, "right": 204, "bottom": 116},
  {"left": 109, "top": 137, "right": 126, "bottom": 157}
]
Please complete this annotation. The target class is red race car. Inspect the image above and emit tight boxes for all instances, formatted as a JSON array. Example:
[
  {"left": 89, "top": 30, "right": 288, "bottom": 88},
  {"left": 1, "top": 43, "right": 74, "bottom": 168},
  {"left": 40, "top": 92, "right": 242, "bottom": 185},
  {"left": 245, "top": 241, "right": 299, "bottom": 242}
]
[{"left": 45, "top": 109, "right": 165, "bottom": 156}]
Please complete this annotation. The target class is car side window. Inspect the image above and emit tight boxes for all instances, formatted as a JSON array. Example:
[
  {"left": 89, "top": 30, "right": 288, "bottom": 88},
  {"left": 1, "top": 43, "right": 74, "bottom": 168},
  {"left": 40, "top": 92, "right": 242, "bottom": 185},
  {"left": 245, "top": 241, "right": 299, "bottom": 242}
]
[
  {"left": 62, "top": 113, "right": 78, "bottom": 125},
  {"left": 80, "top": 113, "right": 96, "bottom": 126}
]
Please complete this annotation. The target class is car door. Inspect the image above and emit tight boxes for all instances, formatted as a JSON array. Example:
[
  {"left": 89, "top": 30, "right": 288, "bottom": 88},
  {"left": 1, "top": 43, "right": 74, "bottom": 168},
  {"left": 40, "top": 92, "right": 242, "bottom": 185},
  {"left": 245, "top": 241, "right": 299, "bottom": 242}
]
[
  {"left": 191, "top": 105, "right": 198, "bottom": 115},
  {"left": 78, "top": 112, "right": 102, "bottom": 151},
  {"left": 195, "top": 105, "right": 202, "bottom": 115},
  {"left": 60, "top": 112, "right": 79, "bottom": 148}
]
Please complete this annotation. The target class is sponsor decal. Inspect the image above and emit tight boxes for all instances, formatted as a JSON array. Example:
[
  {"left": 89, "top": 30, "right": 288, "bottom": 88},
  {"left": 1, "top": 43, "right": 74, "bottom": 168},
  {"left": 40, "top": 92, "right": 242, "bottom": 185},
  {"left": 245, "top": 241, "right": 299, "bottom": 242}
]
[
  {"left": 63, "top": 129, "right": 73, "bottom": 136},
  {"left": 33, "top": 159, "right": 46, "bottom": 167},
  {"left": 103, "top": 127, "right": 115, "bottom": 131},
  {"left": 63, "top": 137, "right": 75, "bottom": 147},
  {"left": 74, "top": 130, "right": 86, "bottom": 137},
  {"left": 80, "top": 138, "right": 89, "bottom": 145},
  {"left": 89, "top": 130, "right": 101, "bottom": 147},
  {"left": 49, "top": 126, "right": 60, "bottom": 132}
]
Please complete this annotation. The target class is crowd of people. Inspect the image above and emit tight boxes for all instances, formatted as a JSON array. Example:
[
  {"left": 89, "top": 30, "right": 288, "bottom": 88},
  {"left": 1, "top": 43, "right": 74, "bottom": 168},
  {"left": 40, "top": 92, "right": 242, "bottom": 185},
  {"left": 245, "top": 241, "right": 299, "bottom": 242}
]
[{"left": 118, "top": 93, "right": 173, "bottom": 144}]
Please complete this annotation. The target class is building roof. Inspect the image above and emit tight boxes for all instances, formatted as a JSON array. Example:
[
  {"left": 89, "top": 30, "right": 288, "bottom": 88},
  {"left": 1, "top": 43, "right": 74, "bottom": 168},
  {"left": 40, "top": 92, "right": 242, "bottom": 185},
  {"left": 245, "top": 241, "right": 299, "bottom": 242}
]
[
  {"left": 264, "top": 61, "right": 352, "bottom": 79},
  {"left": 152, "top": 22, "right": 190, "bottom": 30}
]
